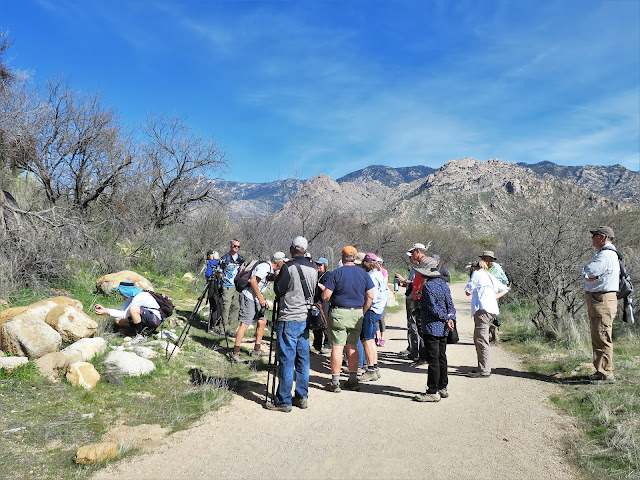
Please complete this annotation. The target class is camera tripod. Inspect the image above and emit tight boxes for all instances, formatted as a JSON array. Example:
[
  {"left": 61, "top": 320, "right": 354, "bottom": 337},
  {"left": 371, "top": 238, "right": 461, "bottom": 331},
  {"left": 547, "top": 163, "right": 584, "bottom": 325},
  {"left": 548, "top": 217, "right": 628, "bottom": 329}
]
[{"left": 168, "top": 276, "right": 232, "bottom": 361}]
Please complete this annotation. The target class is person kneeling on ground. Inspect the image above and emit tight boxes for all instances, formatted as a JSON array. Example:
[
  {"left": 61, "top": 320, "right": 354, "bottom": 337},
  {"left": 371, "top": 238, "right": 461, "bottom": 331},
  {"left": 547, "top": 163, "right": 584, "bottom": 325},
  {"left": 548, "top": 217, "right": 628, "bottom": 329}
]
[
  {"left": 94, "top": 280, "right": 163, "bottom": 335},
  {"left": 232, "top": 252, "right": 286, "bottom": 362}
]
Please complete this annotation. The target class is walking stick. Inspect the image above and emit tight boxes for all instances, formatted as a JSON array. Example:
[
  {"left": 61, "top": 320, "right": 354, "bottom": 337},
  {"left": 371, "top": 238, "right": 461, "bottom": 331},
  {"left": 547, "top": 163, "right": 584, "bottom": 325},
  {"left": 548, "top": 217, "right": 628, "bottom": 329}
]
[{"left": 265, "top": 298, "right": 279, "bottom": 405}]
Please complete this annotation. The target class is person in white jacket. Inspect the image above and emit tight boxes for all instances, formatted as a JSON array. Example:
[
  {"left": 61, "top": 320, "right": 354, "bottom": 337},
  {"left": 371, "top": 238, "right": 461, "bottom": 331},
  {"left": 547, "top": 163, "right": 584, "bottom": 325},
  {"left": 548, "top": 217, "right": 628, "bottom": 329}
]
[
  {"left": 94, "top": 280, "right": 162, "bottom": 334},
  {"left": 464, "top": 261, "right": 509, "bottom": 377}
]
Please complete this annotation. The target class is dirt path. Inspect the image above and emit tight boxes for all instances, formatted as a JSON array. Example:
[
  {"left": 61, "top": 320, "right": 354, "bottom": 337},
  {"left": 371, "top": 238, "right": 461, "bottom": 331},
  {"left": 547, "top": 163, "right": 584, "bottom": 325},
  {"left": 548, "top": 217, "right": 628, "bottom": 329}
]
[{"left": 93, "top": 282, "right": 579, "bottom": 480}]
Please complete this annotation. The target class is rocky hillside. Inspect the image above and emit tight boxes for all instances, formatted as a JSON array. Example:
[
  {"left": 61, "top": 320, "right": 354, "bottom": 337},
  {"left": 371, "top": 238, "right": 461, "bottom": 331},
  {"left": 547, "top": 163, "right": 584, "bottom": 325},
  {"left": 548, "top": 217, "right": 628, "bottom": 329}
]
[
  {"left": 519, "top": 161, "right": 640, "bottom": 205},
  {"left": 220, "top": 159, "right": 639, "bottom": 227}
]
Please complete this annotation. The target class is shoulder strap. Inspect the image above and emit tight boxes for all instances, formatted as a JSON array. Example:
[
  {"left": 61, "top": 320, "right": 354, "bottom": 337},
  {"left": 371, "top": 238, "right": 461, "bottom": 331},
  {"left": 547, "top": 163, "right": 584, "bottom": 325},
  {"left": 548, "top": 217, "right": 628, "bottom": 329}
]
[
  {"left": 293, "top": 262, "right": 313, "bottom": 303},
  {"left": 601, "top": 245, "right": 622, "bottom": 260}
]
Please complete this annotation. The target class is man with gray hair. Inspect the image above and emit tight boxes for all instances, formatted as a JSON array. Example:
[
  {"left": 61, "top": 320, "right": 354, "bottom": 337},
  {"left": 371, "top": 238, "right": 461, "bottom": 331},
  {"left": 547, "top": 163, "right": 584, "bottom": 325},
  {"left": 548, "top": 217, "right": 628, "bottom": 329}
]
[
  {"left": 267, "top": 236, "right": 318, "bottom": 412},
  {"left": 582, "top": 226, "right": 620, "bottom": 385}
]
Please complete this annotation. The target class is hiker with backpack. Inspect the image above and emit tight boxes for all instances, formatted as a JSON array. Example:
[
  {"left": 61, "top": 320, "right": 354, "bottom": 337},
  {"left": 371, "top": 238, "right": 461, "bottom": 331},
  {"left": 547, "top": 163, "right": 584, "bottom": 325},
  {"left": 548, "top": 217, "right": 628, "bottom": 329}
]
[
  {"left": 582, "top": 226, "right": 621, "bottom": 385},
  {"left": 94, "top": 280, "right": 171, "bottom": 335},
  {"left": 216, "top": 239, "right": 245, "bottom": 335},
  {"left": 231, "top": 252, "right": 286, "bottom": 362}
]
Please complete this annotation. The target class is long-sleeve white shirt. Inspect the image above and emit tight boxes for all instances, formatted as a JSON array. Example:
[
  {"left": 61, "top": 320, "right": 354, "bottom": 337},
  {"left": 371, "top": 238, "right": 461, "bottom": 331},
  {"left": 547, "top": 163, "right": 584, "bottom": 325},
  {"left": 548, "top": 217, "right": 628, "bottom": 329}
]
[
  {"left": 465, "top": 269, "right": 509, "bottom": 316},
  {"left": 582, "top": 244, "right": 620, "bottom": 293}
]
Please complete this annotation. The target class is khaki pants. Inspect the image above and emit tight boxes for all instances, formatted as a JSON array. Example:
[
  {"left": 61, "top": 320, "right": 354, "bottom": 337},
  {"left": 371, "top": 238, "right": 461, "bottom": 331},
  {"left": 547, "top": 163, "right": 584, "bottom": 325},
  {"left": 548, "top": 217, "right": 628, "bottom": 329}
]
[
  {"left": 586, "top": 291, "right": 617, "bottom": 379},
  {"left": 473, "top": 309, "right": 494, "bottom": 375},
  {"left": 221, "top": 286, "right": 240, "bottom": 332}
]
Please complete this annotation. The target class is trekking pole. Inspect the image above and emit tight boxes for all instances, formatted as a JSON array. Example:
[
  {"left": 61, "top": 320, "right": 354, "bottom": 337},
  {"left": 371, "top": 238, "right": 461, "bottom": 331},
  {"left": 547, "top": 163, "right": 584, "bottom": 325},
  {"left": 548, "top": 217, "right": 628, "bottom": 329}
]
[
  {"left": 168, "top": 277, "right": 212, "bottom": 361},
  {"left": 265, "top": 298, "right": 279, "bottom": 405}
]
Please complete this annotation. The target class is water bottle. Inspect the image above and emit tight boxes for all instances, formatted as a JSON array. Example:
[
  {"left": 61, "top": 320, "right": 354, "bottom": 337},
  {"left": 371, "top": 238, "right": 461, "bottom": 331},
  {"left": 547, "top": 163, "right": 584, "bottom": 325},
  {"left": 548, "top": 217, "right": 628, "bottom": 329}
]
[{"left": 393, "top": 277, "right": 399, "bottom": 292}]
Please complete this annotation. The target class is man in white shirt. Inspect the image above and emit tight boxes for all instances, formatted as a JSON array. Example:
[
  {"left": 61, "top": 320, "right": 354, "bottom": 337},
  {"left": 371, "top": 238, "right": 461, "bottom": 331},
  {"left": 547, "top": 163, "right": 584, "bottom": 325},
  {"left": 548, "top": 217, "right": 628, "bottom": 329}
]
[
  {"left": 94, "top": 280, "right": 162, "bottom": 334},
  {"left": 231, "top": 252, "right": 286, "bottom": 362},
  {"left": 582, "top": 226, "right": 620, "bottom": 385}
]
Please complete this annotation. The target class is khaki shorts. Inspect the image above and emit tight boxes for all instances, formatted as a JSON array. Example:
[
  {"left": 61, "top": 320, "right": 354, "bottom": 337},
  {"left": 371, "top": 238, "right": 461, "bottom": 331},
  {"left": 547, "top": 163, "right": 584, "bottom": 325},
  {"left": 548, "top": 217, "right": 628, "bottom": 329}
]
[{"left": 328, "top": 308, "right": 363, "bottom": 346}]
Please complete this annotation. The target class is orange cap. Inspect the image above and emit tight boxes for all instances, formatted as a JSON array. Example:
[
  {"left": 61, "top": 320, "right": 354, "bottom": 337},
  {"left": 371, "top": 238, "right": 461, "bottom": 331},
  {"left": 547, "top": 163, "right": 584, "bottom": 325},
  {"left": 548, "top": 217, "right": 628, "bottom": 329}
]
[{"left": 341, "top": 246, "right": 357, "bottom": 258}]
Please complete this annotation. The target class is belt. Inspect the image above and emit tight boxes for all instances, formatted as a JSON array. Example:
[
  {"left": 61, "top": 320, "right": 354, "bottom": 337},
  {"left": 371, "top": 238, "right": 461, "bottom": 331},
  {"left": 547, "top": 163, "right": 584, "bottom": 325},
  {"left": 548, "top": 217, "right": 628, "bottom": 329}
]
[{"left": 332, "top": 306, "right": 362, "bottom": 310}]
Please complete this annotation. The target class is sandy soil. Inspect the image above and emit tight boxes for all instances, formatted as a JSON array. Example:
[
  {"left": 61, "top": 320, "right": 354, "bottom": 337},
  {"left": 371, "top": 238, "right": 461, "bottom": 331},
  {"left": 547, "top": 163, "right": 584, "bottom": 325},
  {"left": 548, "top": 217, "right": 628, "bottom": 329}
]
[{"left": 93, "top": 282, "right": 580, "bottom": 480}]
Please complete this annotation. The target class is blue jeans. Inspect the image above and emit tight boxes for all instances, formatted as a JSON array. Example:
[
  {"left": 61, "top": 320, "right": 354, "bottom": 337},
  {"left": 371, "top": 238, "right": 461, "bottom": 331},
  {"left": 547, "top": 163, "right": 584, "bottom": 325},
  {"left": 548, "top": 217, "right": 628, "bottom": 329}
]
[
  {"left": 276, "top": 320, "right": 310, "bottom": 406},
  {"left": 357, "top": 339, "right": 366, "bottom": 368}
]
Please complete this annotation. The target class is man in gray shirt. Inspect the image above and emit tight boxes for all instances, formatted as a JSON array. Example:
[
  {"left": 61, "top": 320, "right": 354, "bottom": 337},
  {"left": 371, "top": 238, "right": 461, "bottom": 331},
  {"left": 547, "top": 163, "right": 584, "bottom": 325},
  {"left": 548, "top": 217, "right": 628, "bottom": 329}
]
[{"left": 267, "top": 236, "right": 318, "bottom": 412}]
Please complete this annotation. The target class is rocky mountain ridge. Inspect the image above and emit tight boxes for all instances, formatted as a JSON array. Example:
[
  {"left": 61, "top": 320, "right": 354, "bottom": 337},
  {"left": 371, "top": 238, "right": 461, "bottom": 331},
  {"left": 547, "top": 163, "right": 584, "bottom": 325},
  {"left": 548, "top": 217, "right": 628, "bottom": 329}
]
[{"left": 220, "top": 159, "right": 639, "bottom": 228}]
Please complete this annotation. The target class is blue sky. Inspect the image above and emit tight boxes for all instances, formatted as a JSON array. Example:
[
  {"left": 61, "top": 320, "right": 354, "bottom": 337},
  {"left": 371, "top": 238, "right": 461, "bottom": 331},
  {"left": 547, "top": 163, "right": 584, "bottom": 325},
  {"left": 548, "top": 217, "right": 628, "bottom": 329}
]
[{"left": 3, "top": 0, "right": 639, "bottom": 182}]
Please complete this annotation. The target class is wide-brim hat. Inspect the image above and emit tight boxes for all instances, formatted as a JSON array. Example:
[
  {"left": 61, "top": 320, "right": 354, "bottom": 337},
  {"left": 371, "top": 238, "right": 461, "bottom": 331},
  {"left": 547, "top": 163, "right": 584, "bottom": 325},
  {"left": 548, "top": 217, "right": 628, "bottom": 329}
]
[
  {"left": 117, "top": 280, "right": 143, "bottom": 298},
  {"left": 414, "top": 257, "right": 441, "bottom": 277},
  {"left": 480, "top": 250, "right": 497, "bottom": 260}
]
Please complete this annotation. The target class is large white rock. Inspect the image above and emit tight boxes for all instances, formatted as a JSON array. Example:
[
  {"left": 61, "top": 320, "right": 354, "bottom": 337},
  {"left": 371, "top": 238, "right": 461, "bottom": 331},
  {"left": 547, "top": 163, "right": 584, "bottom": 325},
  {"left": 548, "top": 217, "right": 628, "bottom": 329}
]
[
  {"left": 1, "top": 314, "right": 62, "bottom": 359},
  {"left": 102, "top": 350, "right": 156, "bottom": 377},
  {"left": 61, "top": 337, "right": 107, "bottom": 363},
  {"left": 45, "top": 305, "right": 98, "bottom": 343},
  {"left": 0, "top": 356, "right": 29, "bottom": 371},
  {"left": 125, "top": 346, "right": 158, "bottom": 359},
  {"left": 25, "top": 297, "right": 83, "bottom": 322}
]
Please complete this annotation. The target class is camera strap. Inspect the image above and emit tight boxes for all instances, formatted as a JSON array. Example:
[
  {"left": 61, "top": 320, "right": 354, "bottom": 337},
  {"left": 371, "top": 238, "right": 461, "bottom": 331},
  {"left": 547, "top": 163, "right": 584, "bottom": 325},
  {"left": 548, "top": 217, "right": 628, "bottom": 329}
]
[{"left": 293, "top": 262, "right": 313, "bottom": 306}]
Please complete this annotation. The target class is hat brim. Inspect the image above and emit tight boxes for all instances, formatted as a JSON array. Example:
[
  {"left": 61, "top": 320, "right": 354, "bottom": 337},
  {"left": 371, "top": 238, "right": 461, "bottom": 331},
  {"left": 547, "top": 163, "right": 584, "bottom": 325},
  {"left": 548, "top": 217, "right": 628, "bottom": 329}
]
[
  {"left": 414, "top": 267, "right": 441, "bottom": 277},
  {"left": 117, "top": 285, "right": 143, "bottom": 298}
]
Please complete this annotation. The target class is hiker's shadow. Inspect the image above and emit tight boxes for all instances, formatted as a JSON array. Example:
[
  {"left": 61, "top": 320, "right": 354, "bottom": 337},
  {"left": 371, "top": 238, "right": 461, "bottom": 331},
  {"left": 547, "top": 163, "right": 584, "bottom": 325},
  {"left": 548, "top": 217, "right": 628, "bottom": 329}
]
[
  {"left": 446, "top": 365, "right": 592, "bottom": 385},
  {"left": 188, "top": 367, "right": 272, "bottom": 406}
]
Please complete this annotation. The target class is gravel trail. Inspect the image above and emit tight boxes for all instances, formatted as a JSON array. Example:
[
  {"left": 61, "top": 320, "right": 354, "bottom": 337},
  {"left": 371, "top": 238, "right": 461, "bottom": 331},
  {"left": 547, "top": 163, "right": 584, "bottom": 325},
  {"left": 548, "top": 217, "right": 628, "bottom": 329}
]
[{"left": 93, "top": 282, "right": 579, "bottom": 480}]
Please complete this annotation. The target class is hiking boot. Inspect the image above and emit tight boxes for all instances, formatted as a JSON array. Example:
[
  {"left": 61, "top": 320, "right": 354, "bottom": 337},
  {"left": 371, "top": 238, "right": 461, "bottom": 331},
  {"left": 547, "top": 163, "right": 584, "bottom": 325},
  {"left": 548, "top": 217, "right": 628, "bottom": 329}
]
[
  {"left": 292, "top": 396, "right": 308, "bottom": 409},
  {"left": 375, "top": 368, "right": 381, "bottom": 380},
  {"left": 359, "top": 369, "right": 379, "bottom": 382},
  {"left": 265, "top": 402, "right": 292, "bottom": 413},
  {"left": 343, "top": 379, "right": 360, "bottom": 391},
  {"left": 325, "top": 382, "right": 341, "bottom": 393},
  {"left": 468, "top": 372, "right": 491, "bottom": 378},
  {"left": 438, "top": 388, "right": 449, "bottom": 398},
  {"left": 398, "top": 350, "right": 410, "bottom": 359},
  {"left": 249, "top": 348, "right": 267, "bottom": 357},
  {"left": 231, "top": 353, "right": 244, "bottom": 363},
  {"left": 589, "top": 373, "right": 616, "bottom": 385},
  {"left": 414, "top": 392, "right": 441, "bottom": 402},
  {"left": 410, "top": 360, "right": 427, "bottom": 367}
]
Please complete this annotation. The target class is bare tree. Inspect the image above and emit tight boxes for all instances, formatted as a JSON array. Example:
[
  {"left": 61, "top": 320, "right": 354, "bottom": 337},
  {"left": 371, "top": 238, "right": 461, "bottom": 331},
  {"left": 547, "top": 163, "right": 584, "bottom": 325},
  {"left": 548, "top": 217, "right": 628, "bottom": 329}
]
[
  {"left": 3, "top": 79, "right": 133, "bottom": 210},
  {"left": 501, "top": 193, "right": 593, "bottom": 339},
  {"left": 140, "top": 114, "right": 227, "bottom": 228}
]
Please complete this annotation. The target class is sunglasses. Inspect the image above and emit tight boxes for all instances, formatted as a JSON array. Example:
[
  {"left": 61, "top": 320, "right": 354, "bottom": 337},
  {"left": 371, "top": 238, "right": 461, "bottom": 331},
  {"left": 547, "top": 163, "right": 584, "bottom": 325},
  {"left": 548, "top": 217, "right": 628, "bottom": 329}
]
[{"left": 231, "top": 244, "right": 241, "bottom": 248}]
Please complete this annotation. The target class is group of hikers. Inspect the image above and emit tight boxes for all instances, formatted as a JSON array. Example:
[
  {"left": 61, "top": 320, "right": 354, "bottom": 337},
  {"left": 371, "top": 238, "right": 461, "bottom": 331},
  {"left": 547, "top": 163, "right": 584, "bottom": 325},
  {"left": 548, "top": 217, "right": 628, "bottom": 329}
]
[
  {"left": 96, "top": 224, "right": 625, "bottom": 412},
  {"left": 194, "top": 237, "right": 513, "bottom": 411}
]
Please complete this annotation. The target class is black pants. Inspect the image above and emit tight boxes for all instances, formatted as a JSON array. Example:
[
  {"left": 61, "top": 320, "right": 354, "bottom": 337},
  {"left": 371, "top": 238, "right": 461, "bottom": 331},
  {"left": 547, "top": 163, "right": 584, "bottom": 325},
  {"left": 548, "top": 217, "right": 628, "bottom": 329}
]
[
  {"left": 312, "top": 327, "right": 330, "bottom": 351},
  {"left": 423, "top": 334, "right": 448, "bottom": 393}
]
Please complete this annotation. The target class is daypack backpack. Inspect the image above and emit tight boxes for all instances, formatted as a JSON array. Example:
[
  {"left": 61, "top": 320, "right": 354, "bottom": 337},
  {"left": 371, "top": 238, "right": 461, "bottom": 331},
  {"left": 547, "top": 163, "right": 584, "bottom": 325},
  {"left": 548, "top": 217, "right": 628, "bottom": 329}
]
[
  {"left": 602, "top": 246, "right": 634, "bottom": 299},
  {"left": 144, "top": 290, "right": 175, "bottom": 319},
  {"left": 234, "top": 260, "right": 267, "bottom": 292}
]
